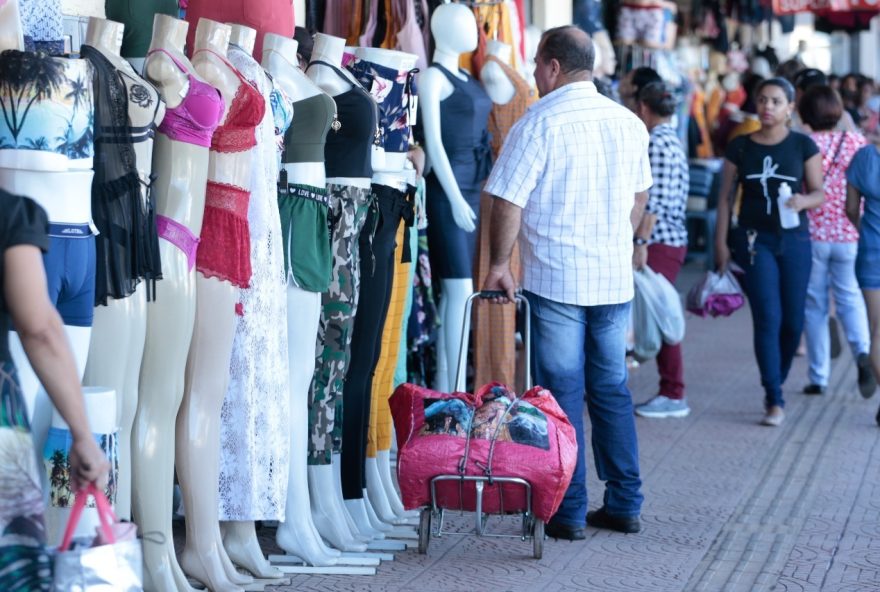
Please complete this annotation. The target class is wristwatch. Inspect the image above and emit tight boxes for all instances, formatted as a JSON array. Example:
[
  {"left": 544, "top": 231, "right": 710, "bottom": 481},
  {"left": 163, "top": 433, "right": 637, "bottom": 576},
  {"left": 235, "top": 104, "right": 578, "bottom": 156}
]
[{"left": 633, "top": 237, "right": 648, "bottom": 246}]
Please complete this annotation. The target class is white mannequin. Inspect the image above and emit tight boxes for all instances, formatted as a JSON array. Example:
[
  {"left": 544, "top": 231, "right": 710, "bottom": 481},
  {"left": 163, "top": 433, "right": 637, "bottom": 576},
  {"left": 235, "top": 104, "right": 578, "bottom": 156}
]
[
  {"left": 0, "top": 12, "right": 94, "bottom": 493},
  {"left": 215, "top": 24, "right": 285, "bottom": 582},
  {"left": 176, "top": 18, "right": 254, "bottom": 592},
  {"left": 81, "top": 16, "right": 165, "bottom": 523},
  {"left": 480, "top": 40, "right": 516, "bottom": 105},
  {"left": 306, "top": 33, "right": 382, "bottom": 548},
  {"left": 134, "top": 14, "right": 206, "bottom": 592},
  {"left": 262, "top": 33, "right": 343, "bottom": 566},
  {"left": 418, "top": 4, "right": 479, "bottom": 393}
]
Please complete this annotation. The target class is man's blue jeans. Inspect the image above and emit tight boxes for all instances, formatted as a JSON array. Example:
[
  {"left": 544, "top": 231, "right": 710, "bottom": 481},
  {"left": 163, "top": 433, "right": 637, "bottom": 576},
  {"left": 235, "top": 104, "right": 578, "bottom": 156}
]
[
  {"left": 524, "top": 290, "right": 643, "bottom": 527},
  {"left": 731, "top": 228, "right": 812, "bottom": 408}
]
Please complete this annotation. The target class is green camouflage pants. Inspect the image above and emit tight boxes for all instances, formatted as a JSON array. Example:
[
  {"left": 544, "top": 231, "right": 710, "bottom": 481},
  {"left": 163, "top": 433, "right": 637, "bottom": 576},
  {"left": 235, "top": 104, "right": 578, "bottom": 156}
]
[{"left": 308, "top": 183, "right": 372, "bottom": 465}]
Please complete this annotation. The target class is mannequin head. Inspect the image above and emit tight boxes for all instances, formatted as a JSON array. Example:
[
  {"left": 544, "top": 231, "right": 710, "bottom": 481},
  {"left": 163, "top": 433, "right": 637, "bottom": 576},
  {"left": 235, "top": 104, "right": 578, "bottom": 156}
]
[
  {"left": 430, "top": 3, "right": 477, "bottom": 55},
  {"left": 228, "top": 24, "right": 257, "bottom": 55},
  {"left": 85, "top": 17, "right": 124, "bottom": 54},
  {"left": 534, "top": 26, "right": 594, "bottom": 98}
]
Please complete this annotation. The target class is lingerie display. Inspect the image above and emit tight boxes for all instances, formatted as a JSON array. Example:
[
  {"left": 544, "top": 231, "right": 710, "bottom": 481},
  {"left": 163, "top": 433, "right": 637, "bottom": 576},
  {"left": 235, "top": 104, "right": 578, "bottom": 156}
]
[
  {"left": 82, "top": 45, "right": 165, "bottom": 305},
  {"left": 217, "top": 44, "right": 290, "bottom": 523}
]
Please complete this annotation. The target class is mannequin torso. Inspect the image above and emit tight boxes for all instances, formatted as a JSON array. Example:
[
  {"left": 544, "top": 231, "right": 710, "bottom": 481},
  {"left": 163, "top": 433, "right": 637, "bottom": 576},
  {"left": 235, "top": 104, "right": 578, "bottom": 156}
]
[{"left": 480, "top": 40, "right": 516, "bottom": 106}]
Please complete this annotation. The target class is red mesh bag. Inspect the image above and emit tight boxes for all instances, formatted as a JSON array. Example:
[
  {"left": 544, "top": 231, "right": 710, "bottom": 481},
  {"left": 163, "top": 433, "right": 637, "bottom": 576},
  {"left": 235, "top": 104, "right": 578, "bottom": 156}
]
[{"left": 390, "top": 382, "right": 577, "bottom": 522}]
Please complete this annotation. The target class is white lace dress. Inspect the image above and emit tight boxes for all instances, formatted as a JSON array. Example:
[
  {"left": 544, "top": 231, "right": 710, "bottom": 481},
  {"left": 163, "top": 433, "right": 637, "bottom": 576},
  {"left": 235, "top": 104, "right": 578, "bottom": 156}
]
[{"left": 218, "top": 46, "right": 290, "bottom": 521}]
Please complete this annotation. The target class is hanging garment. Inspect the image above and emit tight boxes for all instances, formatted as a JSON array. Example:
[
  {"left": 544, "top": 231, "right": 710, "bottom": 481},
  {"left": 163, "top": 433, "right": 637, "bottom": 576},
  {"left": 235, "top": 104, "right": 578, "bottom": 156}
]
[
  {"left": 396, "top": 0, "right": 429, "bottom": 73},
  {"left": 424, "top": 64, "right": 493, "bottom": 280},
  {"left": 346, "top": 0, "right": 366, "bottom": 45},
  {"left": 0, "top": 51, "right": 95, "bottom": 171},
  {"left": 459, "top": 2, "right": 516, "bottom": 76},
  {"left": 217, "top": 45, "right": 290, "bottom": 522},
  {"left": 471, "top": 54, "right": 535, "bottom": 389},
  {"left": 406, "top": 228, "right": 439, "bottom": 386},
  {"left": 82, "top": 45, "right": 165, "bottom": 305},
  {"left": 359, "top": 0, "right": 380, "bottom": 47},
  {"left": 348, "top": 58, "right": 419, "bottom": 153},
  {"left": 193, "top": 49, "right": 265, "bottom": 289},
  {"left": 184, "top": 0, "right": 294, "bottom": 61},
  {"left": 105, "top": 0, "right": 179, "bottom": 59},
  {"left": 308, "top": 183, "right": 372, "bottom": 466},
  {"left": 19, "top": 0, "right": 64, "bottom": 55}
]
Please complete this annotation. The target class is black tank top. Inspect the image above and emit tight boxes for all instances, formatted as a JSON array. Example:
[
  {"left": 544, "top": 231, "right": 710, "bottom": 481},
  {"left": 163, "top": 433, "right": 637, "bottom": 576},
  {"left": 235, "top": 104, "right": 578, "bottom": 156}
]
[{"left": 307, "top": 60, "right": 378, "bottom": 179}]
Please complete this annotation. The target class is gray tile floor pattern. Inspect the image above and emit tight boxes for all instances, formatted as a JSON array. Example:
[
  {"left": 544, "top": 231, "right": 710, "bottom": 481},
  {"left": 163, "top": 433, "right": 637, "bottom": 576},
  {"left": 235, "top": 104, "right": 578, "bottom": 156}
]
[{"left": 259, "top": 273, "right": 880, "bottom": 592}]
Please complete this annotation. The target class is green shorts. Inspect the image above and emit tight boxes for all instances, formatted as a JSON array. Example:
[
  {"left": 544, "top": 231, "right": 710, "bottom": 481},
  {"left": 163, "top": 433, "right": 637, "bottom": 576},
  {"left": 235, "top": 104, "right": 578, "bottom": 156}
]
[{"left": 278, "top": 183, "right": 332, "bottom": 292}]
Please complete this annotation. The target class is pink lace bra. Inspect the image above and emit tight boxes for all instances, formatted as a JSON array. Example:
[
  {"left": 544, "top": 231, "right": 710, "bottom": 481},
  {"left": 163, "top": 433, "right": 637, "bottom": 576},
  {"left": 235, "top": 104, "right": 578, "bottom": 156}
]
[{"left": 147, "top": 48, "right": 224, "bottom": 148}]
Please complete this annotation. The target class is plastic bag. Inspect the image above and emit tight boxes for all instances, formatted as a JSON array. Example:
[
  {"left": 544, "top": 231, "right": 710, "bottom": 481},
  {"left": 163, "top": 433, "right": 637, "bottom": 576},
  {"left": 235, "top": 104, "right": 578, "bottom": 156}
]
[
  {"left": 686, "top": 269, "right": 745, "bottom": 318},
  {"left": 632, "top": 268, "right": 686, "bottom": 361}
]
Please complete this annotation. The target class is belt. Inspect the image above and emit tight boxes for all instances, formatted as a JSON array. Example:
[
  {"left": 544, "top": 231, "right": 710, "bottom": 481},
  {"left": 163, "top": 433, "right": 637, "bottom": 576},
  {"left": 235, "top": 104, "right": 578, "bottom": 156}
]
[{"left": 284, "top": 183, "right": 331, "bottom": 207}]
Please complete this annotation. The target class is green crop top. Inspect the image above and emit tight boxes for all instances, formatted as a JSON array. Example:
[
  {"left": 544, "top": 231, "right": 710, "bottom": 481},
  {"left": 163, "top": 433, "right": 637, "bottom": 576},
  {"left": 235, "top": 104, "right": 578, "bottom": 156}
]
[
  {"left": 283, "top": 92, "right": 337, "bottom": 164},
  {"left": 105, "top": 0, "right": 179, "bottom": 59}
]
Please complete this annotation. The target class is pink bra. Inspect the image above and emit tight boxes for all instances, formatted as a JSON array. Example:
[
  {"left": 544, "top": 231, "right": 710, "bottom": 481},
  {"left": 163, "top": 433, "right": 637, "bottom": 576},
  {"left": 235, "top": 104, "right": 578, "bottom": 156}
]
[{"left": 147, "top": 48, "right": 224, "bottom": 148}]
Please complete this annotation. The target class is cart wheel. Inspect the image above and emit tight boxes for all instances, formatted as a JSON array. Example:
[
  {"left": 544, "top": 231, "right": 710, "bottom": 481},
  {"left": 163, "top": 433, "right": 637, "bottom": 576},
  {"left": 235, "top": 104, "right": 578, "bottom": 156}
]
[
  {"left": 418, "top": 508, "right": 431, "bottom": 554},
  {"left": 532, "top": 519, "right": 544, "bottom": 560}
]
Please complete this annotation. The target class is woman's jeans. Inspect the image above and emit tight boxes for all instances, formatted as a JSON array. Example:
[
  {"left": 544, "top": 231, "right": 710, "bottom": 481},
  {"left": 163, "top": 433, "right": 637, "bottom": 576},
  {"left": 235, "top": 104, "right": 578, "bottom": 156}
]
[
  {"left": 732, "top": 228, "right": 812, "bottom": 409},
  {"left": 804, "top": 241, "right": 871, "bottom": 386},
  {"left": 524, "top": 290, "right": 643, "bottom": 527}
]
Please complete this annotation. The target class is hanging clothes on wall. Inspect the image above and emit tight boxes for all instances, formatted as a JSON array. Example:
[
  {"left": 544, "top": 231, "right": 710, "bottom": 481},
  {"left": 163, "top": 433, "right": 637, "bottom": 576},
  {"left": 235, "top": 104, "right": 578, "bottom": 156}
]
[
  {"left": 459, "top": 1, "right": 517, "bottom": 78},
  {"left": 184, "top": 0, "right": 294, "bottom": 59}
]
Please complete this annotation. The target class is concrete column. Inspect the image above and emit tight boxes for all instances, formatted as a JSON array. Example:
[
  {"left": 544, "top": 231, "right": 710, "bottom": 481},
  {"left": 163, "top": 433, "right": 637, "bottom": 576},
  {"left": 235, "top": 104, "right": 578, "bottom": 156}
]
[{"left": 531, "top": 0, "right": 573, "bottom": 30}]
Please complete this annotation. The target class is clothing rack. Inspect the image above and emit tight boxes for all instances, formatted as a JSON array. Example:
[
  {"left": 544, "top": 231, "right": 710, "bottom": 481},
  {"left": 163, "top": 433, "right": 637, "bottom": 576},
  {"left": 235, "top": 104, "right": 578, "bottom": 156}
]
[{"left": 455, "top": 0, "right": 505, "bottom": 6}]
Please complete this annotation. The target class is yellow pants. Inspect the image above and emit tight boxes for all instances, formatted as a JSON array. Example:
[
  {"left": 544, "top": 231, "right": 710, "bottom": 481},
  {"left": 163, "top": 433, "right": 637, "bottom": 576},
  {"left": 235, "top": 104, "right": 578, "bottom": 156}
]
[{"left": 367, "top": 222, "right": 411, "bottom": 457}]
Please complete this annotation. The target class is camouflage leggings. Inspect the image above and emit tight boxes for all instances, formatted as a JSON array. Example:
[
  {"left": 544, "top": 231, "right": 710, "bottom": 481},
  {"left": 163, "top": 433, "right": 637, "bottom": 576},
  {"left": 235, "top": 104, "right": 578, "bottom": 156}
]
[{"left": 308, "top": 183, "right": 372, "bottom": 465}]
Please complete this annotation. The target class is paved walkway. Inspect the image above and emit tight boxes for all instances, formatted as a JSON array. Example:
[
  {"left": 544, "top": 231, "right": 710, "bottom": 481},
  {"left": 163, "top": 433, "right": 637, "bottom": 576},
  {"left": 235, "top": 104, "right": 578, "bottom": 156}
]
[{"left": 260, "top": 265, "right": 880, "bottom": 592}]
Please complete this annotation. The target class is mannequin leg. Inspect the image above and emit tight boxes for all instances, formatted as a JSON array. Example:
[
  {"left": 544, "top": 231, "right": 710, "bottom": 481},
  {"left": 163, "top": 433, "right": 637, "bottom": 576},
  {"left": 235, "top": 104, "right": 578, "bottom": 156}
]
[
  {"left": 83, "top": 290, "right": 147, "bottom": 521},
  {"left": 307, "top": 464, "right": 368, "bottom": 552},
  {"left": 177, "top": 275, "right": 248, "bottom": 592},
  {"left": 440, "top": 279, "right": 474, "bottom": 391},
  {"left": 133, "top": 242, "right": 198, "bottom": 592},
  {"left": 276, "top": 286, "right": 340, "bottom": 565},
  {"left": 376, "top": 449, "right": 415, "bottom": 520},
  {"left": 332, "top": 453, "right": 373, "bottom": 542},
  {"left": 362, "top": 484, "right": 394, "bottom": 532},
  {"left": 221, "top": 521, "right": 282, "bottom": 579},
  {"left": 365, "top": 457, "right": 397, "bottom": 524}
]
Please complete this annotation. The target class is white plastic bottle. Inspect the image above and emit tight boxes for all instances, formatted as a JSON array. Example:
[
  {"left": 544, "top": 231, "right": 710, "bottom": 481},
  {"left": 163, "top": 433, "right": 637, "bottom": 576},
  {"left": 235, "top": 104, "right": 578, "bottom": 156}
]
[{"left": 777, "top": 182, "right": 800, "bottom": 229}]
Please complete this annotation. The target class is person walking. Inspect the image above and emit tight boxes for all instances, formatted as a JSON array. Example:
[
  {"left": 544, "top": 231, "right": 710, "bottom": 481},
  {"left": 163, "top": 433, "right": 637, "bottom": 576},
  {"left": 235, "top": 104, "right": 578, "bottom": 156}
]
[
  {"left": 798, "top": 85, "right": 875, "bottom": 398},
  {"left": 714, "top": 78, "right": 825, "bottom": 427},
  {"left": 845, "top": 140, "right": 880, "bottom": 426},
  {"left": 0, "top": 188, "right": 110, "bottom": 590},
  {"left": 482, "top": 25, "right": 651, "bottom": 539},
  {"left": 631, "top": 81, "right": 692, "bottom": 419}
]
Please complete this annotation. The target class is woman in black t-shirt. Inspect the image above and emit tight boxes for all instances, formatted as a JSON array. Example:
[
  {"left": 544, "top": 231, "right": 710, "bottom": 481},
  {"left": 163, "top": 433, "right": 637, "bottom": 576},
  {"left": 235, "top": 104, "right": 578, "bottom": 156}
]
[
  {"left": 714, "top": 78, "right": 825, "bottom": 427},
  {"left": 0, "top": 189, "right": 109, "bottom": 590}
]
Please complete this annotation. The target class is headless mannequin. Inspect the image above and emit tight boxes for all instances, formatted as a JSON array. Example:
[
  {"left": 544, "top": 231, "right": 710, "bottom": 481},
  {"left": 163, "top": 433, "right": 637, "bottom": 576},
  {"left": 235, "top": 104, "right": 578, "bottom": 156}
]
[
  {"left": 307, "top": 32, "right": 380, "bottom": 547},
  {"left": 175, "top": 18, "right": 253, "bottom": 592},
  {"left": 0, "top": 9, "right": 94, "bottom": 486},
  {"left": 480, "top": 41, "right": 516, "bottom": 105},
  {"left": 215, "top": 23, "right": 284, "bottom": 582},
  {"left": 134, "top": 15, "right": 205, "bottom": 592},
  {"left": 352, "top": 45, "right": 419, "bottom": 527},
  {"left": 262, "top": 32, "right": 342, "bottom": 566},
  {"left": 419, "top": 4, "right": 479, "bottom": 393},
  {"left": 81, "top": 17, "right": 165, "bottom": 523}
]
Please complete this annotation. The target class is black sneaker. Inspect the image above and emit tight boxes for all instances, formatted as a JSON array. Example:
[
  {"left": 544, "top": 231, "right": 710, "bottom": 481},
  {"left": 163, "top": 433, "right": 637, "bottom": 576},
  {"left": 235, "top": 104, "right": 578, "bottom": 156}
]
[
  {"left": 545, "top": 519, "right": 586, "bottom": 541},
  {"left": 802, "top": 384, "right": 826, "bottom": 395},
  {"left": 857, "top": 354, "right": 876, "bottom": 399},
  {"left": 586, "top": 506, "right": 641, "bottom": 533}
]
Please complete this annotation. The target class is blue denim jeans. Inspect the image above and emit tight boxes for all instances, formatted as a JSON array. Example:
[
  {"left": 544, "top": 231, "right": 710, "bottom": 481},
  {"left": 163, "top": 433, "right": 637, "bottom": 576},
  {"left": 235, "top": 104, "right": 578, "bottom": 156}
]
[
  {"left": 805, "top": 241, "right": 870, "bottom": 386},
  {"left": 524, "top": 291, "right": 643, "bottom": 527},
  {"left": 732, "top": 228, "right": 812, "bottom": 408}
]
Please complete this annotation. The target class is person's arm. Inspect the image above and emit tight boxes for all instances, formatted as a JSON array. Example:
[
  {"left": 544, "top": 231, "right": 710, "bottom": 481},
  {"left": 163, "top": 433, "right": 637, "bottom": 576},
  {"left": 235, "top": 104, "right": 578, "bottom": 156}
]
[
  {"left": 787, "top": 153, "right": 825, "bottom": 212},
  {"left": 407, "top": 144, "right": 426, "bottom": 179},
  {"left": 4, "top": 245, "right": 109, "bottom": 490},
  {"left": 481, "top": 195, "right": 523, "bottom": 303},
  {"left": 846, "top": 183, "right": 863, "bottom": 229},
  {"left": 714, "top": 159, "right": 738, "bottom": 271}
]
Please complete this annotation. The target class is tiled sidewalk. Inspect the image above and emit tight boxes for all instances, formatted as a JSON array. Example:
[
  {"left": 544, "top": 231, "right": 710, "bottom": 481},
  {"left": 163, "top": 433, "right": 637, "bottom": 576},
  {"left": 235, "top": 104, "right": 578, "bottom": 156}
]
[{"left": 260, "top": 267, "right": 880, "bottom": 592}]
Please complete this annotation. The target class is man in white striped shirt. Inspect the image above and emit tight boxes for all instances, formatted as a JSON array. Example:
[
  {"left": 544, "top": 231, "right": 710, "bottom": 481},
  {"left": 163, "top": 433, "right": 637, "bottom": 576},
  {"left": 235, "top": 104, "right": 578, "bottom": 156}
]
[{"left": 483, "top": 25, "right": 651, "bottom": 540}]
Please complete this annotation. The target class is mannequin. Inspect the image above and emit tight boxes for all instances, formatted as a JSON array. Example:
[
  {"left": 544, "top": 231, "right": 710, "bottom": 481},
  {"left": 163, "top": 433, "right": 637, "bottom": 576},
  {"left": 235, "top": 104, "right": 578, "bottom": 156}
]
[
  {"left": 0, "top": 11, "right": 96, "bottom": 487},
  {"left": 134, "top": 14, "right": 217, "bottom": 592},
  {"left": 479, "top": 41, "right": 516, "bottom": 106},
  {"left": 262, "top": 32, "right": 343, "bottom": 566},
  {"left": 80, "top": 16, "right": 165, "bottom": 522},
  {"left": 419, "top": 4, "right": 492, "bottom": 393},
  {"left": 348, "top": 46, "right": 419, "bottom": 526},
  {"left": 307, "top": 32, "right": 382, "bottom": 546},
  {"left": 218, "top": 23, "right": 288, "bottom": 581}
]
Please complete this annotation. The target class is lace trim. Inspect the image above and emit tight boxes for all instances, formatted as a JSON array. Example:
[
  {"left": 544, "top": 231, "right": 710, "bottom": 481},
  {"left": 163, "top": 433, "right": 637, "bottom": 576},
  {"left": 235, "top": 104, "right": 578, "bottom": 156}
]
[{"left": 205, "top": 180, "right": 249, "bottom": 218}]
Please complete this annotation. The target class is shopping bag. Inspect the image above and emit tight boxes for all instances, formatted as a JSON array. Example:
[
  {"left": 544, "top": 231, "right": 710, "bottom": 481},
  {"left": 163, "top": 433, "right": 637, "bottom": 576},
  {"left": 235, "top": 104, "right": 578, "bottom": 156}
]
[
  {"left": 52, "top": 483, "right": 142, "bottom": 592},
  {"left": 632, "top": 268, "right": 685, "bottom": 361},
  {"left": 686, "top": 269, "right": 745, "bottom": 318}
]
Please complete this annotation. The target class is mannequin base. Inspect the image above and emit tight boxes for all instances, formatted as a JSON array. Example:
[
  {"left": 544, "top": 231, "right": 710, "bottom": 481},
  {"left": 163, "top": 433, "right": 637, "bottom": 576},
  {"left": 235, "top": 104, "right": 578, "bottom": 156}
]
[
  {"left": 222, "top": 521, "right": 283, "bottom": 580},
  {"left": 275, "top": 521, "right": 340, "bottom": 567},
  {"left": 308, "top": 464, "right": 368, "bottom": 552},
  {"left": 179, "top": 542, "right": 246, "bottom": 592},
  {"left": 343, "top": 498, "right": 385, "bottom": 540}
]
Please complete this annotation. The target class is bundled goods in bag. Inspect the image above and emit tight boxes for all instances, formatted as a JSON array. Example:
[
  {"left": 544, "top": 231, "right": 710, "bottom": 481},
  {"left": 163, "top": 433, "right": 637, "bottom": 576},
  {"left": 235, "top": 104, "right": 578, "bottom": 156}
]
[
  {"left": 686, "top": 268, "right": 745, "bottom": 318},
  {"left": 390, "top": 382, "right": 577, "bottom": 522},
  {"left": 632, "top": 267, "right": 686, "bottom": 361}
]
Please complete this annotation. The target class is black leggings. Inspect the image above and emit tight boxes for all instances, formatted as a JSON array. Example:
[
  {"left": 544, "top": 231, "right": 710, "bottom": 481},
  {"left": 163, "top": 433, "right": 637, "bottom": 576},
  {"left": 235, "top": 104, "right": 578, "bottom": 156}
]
[{"left": 341, "top": 184, "right": 412, "bottom": 499}]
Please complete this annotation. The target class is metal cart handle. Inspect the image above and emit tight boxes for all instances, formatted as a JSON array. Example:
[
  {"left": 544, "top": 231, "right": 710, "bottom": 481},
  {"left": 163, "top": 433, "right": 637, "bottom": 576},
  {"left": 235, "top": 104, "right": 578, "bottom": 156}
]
[{"left": 453, "top": 291, "right": 532, "bottom": 393}]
